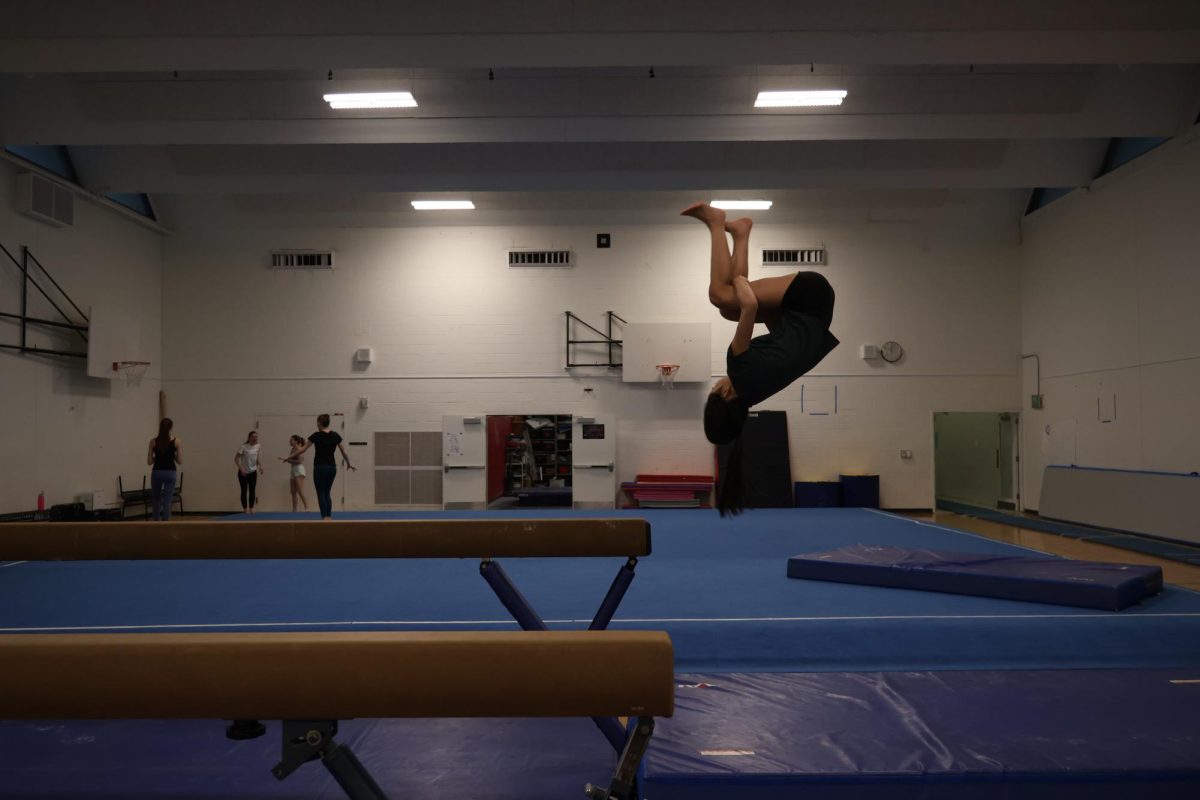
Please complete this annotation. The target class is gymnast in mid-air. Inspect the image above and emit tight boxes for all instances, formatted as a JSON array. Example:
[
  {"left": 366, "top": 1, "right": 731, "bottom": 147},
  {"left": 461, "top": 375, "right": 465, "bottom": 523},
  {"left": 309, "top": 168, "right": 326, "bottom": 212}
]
[{"left": 683, "top": 202, "right": 839, "bottom": 516}]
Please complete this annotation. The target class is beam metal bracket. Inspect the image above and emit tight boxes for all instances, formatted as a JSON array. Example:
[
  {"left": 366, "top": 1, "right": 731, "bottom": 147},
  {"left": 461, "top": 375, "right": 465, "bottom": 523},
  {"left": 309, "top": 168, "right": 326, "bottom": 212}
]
[{"left": 273, "top": 720, "right": 388, "bottom": 800}]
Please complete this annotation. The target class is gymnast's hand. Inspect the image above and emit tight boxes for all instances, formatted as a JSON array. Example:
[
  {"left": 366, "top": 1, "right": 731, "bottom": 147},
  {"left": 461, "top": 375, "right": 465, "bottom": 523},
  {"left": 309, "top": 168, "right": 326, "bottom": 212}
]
[{"left": 733, "top": 275, "right": 757, "bottom": 311}]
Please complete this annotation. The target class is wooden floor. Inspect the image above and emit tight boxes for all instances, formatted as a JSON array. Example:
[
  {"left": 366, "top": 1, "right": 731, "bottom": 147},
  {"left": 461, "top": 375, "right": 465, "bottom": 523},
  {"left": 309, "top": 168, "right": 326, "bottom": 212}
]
[{"left": 925, "top": 510, "right": 1200, "bottom": 592}]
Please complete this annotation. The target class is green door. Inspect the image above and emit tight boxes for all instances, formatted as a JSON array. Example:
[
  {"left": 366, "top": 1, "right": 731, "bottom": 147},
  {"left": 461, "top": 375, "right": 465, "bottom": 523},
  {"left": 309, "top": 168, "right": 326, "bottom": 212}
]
[{"left": 934, "top": 412, "right": 1003, "bottom": 509}]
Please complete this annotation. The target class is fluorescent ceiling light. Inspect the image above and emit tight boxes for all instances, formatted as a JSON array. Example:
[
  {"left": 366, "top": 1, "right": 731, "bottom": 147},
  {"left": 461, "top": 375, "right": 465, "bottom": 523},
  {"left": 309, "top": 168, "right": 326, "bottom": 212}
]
[
  {"left": 411, "top": 200, "right": 475, "bottom": 211},
  {"left": 323, "top": 92, "right": 418, "bottom": 109},
  {"left": 711, "top": 200, "right": 773, "bottom": 210},
  {"left": 754, "top": 90, "right": 847, "bottom": 108}
]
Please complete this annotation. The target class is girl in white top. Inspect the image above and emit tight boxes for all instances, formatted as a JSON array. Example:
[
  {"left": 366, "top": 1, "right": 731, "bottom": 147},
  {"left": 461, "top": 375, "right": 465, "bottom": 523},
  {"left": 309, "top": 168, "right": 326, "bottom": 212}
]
[
  {"left": 234, "top": 430, "right": 263, "bottom": 514},
  {"left": 278, "top": 434, "right": 310, "bottom": 512}
]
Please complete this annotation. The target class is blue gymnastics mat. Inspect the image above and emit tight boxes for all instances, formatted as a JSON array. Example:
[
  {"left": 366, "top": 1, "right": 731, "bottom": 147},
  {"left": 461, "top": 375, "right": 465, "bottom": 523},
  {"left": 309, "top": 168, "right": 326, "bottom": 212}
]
[
  {"left": 0, "top": 716, "right": 616, "bottom": 799},
  {"left": 4, "top": 669, "right": 1199, "bottom": 800},
  {"left": 3, "top": 509, "right": 1200, "bottom": 799},
  {"left": 786, "top": 544, "right": 1163, "bottom": 610},
  {"left": 643, "top": 668, "right": 1200, "bottom": 799},
  {"left": 3, "top": 509, "right": 1200, "bottom": 672}
]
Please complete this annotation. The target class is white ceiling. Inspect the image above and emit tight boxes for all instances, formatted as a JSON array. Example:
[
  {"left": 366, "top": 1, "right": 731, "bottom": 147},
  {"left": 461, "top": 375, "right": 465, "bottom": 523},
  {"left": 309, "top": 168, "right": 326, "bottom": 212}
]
[{"left": 1, "top": 1, "right": 1198, "bottom": 227}]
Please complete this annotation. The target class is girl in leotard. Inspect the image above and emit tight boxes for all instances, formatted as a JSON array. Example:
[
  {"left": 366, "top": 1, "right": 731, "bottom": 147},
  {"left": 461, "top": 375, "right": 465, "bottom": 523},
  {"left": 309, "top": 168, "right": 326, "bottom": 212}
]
[{"left": 279, "top": 434, "right": 310, "bottom": 512}]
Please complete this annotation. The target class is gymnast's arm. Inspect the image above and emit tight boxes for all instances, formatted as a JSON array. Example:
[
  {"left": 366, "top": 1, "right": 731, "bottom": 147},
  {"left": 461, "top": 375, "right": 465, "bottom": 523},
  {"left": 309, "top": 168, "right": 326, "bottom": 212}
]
[
  {"left": 729, "top": 275, "right": 758, "bottom": 357},
  {"left": 337, "top": 441, "right": 357, "bottom": 471}
]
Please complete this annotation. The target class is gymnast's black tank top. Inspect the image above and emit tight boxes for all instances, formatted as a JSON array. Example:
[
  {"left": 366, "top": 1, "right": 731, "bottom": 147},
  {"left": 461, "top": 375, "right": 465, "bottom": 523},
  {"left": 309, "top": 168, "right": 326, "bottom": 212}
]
[{"left": 153, "top": 438, "right": 177, "bottom": 471}]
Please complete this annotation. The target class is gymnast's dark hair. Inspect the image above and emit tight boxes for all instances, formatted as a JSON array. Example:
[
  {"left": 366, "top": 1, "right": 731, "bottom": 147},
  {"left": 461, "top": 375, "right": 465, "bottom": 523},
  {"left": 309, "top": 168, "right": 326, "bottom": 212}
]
[
  {"left": 317, "top": 413, "right": 331, "bottom": 428},
  {"left": 704, "top": 394, "right": 749, "bottom": 517},
  {"left": 156, "top": 418, "right": 173, "bottom": 446}
]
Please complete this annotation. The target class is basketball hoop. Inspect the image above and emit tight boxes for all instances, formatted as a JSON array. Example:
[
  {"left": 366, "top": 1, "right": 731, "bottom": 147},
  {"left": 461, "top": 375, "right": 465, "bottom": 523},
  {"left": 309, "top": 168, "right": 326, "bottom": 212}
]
[
  {"left": 112, "top": 360, "right": 150, "bottom": 387},
  {"left": 655, "top": 364, "right": 680, "bottom": 389}
]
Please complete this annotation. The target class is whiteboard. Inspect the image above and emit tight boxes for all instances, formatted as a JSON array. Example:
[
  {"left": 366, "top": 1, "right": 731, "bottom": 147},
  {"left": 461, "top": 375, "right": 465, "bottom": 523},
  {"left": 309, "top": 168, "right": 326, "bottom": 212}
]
[{"left": 621, "top": 322, "right": 711, "bottom": 383}]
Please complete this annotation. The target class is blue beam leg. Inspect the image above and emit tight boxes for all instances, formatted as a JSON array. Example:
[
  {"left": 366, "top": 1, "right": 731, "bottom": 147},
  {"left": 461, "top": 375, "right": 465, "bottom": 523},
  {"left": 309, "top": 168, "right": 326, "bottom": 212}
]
[
  {"left": 479, "top": 559, "right": 629, "bottom": 754},
  {"left": 589, "top": 557, "right": 638, "bottom": 631},
  {"left": 479, "top": 559, "right": 547, "bottom": 631}
]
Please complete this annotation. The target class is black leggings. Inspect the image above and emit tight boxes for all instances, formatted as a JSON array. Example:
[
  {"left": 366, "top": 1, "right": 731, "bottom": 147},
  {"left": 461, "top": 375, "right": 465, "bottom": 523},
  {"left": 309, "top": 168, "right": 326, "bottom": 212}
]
[
  {"left": 238, "top": 471, "right": 258, "bottom": 510},
  {"left": 313, "top": 464, "right": 337, "bottom": 518}
]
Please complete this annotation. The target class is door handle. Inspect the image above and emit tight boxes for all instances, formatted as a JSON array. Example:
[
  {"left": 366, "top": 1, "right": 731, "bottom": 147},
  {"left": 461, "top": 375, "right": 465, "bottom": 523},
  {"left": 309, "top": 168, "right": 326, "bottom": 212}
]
[
  {"left": 443, "top": 464, "right": 486, "bottom": 473},
  {"left": 575, "top": 462, "right": 614, "bottom": 471}
]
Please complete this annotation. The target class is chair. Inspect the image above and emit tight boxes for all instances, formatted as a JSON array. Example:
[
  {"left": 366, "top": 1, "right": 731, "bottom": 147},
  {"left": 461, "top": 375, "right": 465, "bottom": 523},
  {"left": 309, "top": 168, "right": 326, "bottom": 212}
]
[
  {"left": 171, "top": 472, "right": 184, "bottom": 516},
  {"left": 118, "top": 475, "right": 152, "bottom": 519}
]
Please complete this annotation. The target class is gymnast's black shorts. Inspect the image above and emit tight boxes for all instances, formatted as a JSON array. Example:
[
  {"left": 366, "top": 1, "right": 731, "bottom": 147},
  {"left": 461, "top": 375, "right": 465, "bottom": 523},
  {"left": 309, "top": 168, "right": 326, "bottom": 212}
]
[{"left": 781, "top": 271, "right": 835, "bottom": 329}]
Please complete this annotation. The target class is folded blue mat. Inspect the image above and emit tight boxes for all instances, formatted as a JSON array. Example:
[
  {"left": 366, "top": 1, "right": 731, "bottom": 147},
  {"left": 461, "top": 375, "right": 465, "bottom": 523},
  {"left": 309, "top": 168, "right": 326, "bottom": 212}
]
[{"left": 787, "top": 544, "right": 1162, "bottom": 610}]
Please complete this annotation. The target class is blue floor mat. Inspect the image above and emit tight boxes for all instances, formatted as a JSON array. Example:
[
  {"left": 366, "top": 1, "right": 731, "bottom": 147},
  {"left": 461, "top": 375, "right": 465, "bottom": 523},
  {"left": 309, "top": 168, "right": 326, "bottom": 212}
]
[
  {"left": 3, "top": 509, "right": 1200, "bottom": 671},
  {"left": 645, "top": 668, "right": 1200, "bottom": 799},
  {"left": 7, "top": 667, "right": 1197, "bottom": 799},
  {"left": 3, "top": 509, "right": 1200, "bottom": 798},
  {"left": 0, "top": 717, "right": 615, "bottom": 799}
]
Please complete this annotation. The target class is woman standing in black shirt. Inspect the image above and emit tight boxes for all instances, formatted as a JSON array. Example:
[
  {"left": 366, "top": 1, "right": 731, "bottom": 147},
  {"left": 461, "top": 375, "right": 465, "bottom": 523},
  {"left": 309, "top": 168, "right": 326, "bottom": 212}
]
[
  {"left": 146, "top": 417, "right": 182, "bottom": 521},
  {"left": 683, "top": 202, "right": 839, "bottom": 516},
  {"left": 289, "top": 413, "right": 357, "bottom": 519}
]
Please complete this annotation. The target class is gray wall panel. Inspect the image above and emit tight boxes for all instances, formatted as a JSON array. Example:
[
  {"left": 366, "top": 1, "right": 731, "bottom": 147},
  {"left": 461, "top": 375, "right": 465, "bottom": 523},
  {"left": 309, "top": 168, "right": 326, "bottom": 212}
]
[{"left": 1040, "top": 466, "right": 1200, "bottom": 545}]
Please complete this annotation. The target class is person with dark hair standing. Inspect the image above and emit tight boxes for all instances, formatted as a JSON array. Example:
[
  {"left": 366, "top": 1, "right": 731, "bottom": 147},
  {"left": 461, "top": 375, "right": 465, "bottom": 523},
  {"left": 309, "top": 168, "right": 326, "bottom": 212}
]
[
  {"left": 683, "top": 202, "right": 839, "bottom": 516},
  {"left": 234, "top": 430, "right": 263, "bottom": 515},
  {"left": 289, "top": 413, "right": 357, "bottom": 519},
  {"left": 279, "top": 434, "right": 310, "bottom": 512},
  {"left": 146, "top": 418, "right": 182, "bottom": 521}
]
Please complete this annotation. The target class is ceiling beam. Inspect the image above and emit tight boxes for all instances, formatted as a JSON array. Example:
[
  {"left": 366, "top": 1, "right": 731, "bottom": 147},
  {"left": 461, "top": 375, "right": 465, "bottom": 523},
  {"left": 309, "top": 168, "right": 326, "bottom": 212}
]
[
  {"left": 70, "top": 139, "right": 1107, "bottom": 194},
  {"left": 3, "top": 29, "right": 1198, "bottom": 74}
]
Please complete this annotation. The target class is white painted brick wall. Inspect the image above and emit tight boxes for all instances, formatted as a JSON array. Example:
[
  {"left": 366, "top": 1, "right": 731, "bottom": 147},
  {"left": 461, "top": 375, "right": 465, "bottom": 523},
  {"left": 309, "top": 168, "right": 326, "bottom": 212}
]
[
  {"left": 1020, "top": 136, "right": 1200, "bottom": 509},
  {"left": 163, "top": 218, "right": 1022, "bottom": 511},
  {"left": 0, "top": 160, "right": 163, "bottom": 514}
]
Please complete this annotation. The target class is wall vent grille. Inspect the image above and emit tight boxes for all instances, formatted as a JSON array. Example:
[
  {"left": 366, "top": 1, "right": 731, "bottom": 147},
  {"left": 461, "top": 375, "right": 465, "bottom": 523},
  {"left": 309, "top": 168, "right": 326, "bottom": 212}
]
[
  {"left": 16, "top": 172, "right": 74, "bottom": 227},
  {"left": 508, "top": 249, "right": 574, "bottom": 267},
  {"left": 271, "top": 250, "right": 335, "bottom": 269},
  {"left": 762, "top": 248, "right": 825, "bottom": 266}
]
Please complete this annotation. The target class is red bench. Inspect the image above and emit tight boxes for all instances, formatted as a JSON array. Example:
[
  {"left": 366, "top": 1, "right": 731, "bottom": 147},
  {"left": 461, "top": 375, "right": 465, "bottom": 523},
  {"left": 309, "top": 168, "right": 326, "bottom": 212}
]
[{"left": 621, "top": 475, "right": 714, "bottom": 509}]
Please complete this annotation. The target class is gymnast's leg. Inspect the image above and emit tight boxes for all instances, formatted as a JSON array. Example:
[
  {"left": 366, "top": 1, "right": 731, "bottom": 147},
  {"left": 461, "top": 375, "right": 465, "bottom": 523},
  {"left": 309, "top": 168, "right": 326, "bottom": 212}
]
[
  {"left": 681, "top": 203, "right": 739, "bottom": 315},
  {"left": 683, "top": 203, "right": 794, "bottom": 325}
]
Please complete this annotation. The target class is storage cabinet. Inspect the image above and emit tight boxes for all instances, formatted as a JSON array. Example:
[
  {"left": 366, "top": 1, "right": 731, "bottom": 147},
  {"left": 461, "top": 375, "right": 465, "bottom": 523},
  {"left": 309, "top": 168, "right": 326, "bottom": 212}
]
[{"left": 526, "top": 415, "right": 572, "bottom": 488}]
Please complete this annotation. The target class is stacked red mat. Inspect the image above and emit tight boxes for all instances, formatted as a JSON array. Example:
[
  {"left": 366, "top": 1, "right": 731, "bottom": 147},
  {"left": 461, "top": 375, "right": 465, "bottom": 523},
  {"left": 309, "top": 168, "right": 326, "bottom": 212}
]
[{"left": 620, "top": 474, "right": 714, "bottom": 509}]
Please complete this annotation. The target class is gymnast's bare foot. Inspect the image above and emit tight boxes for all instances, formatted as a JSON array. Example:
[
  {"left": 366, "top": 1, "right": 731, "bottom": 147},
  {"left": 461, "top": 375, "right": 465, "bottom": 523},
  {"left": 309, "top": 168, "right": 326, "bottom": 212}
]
[
  {"left": 725, "top": 217, "right": 753, "bottom": 238},
  {"left": 680, "top": 202, "right": 726, "bottom": 226}
]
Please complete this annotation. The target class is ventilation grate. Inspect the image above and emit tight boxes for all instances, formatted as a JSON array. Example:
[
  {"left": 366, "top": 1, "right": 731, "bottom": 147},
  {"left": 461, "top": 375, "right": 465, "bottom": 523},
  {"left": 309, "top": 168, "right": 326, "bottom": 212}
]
[
  {"left": 271, "top": 250, "right": 334, "bottom": 269},
  {"left": 762, "top": 248, "right": 826, "bottom": 266},
  {"left": 508, "top": 249, "right": 574, "bottom": 267},
  {"left": 17, "top": 172, "right": 74, "bottom": 228}
]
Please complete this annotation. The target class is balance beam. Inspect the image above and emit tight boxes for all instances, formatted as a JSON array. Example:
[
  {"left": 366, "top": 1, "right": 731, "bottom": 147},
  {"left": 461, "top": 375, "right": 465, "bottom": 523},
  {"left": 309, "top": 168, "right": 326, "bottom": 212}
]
[
  {"left": 0, "top": 630, "right": 674, "bottom": 720},
  {"left": 0, "top": 518, "right": 651, "bottom": 560},
  {"left": 1, "top": 630, "right": 673, "bottom": 799}
]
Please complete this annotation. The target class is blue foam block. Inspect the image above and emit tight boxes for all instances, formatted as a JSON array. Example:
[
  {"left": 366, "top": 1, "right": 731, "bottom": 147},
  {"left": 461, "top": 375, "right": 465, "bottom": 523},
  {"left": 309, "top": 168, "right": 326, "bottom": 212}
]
[
  {"left": 838, "top": 474, "right": 879, "bottom": 508},
  {"left": 644, "top": 669, "right": 1200, "bottom": 799},
  {"left": 787, "top": 544, "right": 1162, "bottom": 610},
  {"left": 793, "top": 482, "right": 842, "bottom": 507}
]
